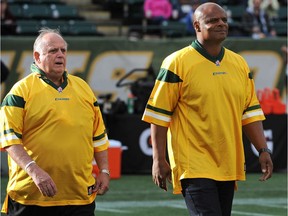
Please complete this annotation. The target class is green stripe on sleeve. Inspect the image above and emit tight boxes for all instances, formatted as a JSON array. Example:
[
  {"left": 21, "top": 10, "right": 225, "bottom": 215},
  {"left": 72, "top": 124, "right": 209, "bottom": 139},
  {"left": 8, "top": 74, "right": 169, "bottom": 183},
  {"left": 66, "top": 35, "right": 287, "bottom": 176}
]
[
  {"left": 243, "top": 104, "right": 261, "bottom": 113},
  {"left": 3, "top": 129, "right": 22, "bottom": 139},
  {"left": 157, "top": 68, "right": 183, "bottom": 83},
  {"left": 146, "top": 104, "right": 173, "bottom": 116},
  {"left": 1, "top": 95, "right": 25, "bottom": 108},
  {"left": 93, "top": 130, "right": 106, "bottom": 141}
]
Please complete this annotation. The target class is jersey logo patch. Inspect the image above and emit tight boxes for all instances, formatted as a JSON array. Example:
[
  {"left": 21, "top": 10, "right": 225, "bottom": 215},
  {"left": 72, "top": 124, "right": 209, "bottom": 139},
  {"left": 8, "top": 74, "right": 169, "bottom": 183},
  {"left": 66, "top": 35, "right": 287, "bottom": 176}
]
[
  {"left": 57, "top": 87, "right": 63, "bottom": 93},
  {"left": 213, "top": 72, "right": 227, "bottom": 76},
  {"left": 55, "top": 98, "right": 70, "bottom": 101},
  {"left": 88, "top": 184, "right": 96, "bottom": 195},
  {"left": 215, "top": 60, "right": 220, "bottom": 66}
]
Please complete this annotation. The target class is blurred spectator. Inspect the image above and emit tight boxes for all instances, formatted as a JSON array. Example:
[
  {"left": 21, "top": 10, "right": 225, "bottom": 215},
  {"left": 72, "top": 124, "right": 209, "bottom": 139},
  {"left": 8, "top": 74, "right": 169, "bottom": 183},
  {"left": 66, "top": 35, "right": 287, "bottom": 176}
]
[
  {"left": 242, "top": 0, "right": 276, "bottom": 39},
  {"left": 0, "top": 0, "right": 17, "bottom": 35},
  {"left": 261, "top": 0, "right": 279, "bottom": 21},
  {"left": 143, "top": 0, "right": 173, "bottom": 25},
  {"left": 179, "top": 10, "right": 195, "bottom": 35},
  {"left": 178, "top": 0, "right": 238, "bottom": 36},
  {"left": 248, "top": 0, "right": 279, "bottom": 21},
  {"left": 170, "top": 0, "right": 185, "bottom": 20},
  {"left": 179, "top": 0, "right": 202, "bottom": 35}
]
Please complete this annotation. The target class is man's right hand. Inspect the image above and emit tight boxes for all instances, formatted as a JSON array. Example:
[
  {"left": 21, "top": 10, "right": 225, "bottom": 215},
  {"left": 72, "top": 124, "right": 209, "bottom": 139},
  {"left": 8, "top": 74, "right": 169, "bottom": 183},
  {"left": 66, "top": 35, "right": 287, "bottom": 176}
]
[
  {"left": 152, "top": 159, "right": 172, "bottom": 191},
  {"left": 5, "top": 144, "right": 57, "bottom": 197},
  {"left": 27, "top": 163, "right": 58, "bottom": 197}
]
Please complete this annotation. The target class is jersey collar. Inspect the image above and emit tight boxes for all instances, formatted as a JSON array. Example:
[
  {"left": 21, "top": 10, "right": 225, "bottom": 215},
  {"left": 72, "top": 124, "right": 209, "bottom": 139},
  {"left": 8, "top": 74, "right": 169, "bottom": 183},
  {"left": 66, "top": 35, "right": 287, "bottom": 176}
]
[
  {"left": 191, "top": 40, "right": 225, "bottom": 65},
  {"left": 31, "top": 63, "right": 68, "bottom": 92}
]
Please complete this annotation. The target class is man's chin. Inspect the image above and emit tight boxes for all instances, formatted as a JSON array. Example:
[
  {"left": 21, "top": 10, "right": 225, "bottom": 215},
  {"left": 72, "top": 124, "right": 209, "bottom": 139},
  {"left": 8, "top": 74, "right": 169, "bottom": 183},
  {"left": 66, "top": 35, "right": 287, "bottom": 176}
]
[{"left": 54, "top": 67, "right": 65, "bottom": 73}]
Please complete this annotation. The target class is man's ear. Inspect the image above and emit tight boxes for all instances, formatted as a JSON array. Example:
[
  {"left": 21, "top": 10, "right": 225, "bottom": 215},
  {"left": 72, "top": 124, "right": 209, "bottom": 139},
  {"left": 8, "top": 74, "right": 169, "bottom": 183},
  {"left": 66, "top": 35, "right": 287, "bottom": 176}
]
[
  {"left": 193, "top": 21, "right": 201, "bottom": 32},
  {"left": 34, "top": 51, "right": 41, "bottom": 63}
]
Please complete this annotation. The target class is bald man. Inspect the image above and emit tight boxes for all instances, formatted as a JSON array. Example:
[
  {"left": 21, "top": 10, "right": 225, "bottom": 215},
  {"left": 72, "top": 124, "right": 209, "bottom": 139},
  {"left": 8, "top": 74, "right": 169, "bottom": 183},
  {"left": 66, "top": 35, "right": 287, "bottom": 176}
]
[{"left": 142, "top": 2, "right": 273, "bottom": 215}]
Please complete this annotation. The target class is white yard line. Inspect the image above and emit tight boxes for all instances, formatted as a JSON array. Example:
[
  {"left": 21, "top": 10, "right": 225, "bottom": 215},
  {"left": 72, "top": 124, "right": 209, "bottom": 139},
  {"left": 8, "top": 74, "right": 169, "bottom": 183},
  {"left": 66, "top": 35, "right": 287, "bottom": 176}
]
[
  {"left": 95, "top": 198, "right": 287, "bottom": 214},
  {"left": 233, "top": 198, "right": 287, "bottom": 206},
  {"left": 231, "top": 211, "right": 279, "bottom": 216}
]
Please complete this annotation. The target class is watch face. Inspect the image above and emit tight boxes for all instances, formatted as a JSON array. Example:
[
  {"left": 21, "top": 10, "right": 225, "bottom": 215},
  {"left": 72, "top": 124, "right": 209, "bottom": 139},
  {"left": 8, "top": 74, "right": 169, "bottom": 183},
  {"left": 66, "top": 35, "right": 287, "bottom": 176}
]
[{"left": 101, "top": 169, "right": 110, "bottom": 176}]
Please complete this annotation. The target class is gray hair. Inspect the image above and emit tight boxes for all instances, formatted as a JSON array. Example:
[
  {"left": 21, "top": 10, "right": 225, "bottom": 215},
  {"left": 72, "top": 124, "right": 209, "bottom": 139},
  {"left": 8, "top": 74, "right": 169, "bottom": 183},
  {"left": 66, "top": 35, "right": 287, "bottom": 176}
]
[{"left": 33, "top": 27, "right": 68, "bottom": 53}]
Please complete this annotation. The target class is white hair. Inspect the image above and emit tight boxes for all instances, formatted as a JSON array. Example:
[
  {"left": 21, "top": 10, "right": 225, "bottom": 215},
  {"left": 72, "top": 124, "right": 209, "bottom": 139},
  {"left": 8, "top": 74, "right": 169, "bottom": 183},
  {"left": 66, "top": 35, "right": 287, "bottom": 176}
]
[{"left": 33, "top": 27, "right": 68, "bottom": 53}]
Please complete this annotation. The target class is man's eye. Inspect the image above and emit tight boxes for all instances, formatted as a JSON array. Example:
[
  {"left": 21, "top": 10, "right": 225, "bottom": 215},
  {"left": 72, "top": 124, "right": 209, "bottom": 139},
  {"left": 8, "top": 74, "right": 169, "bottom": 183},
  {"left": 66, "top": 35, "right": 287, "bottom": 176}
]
[{"left": 209, "top": 19, "right": 217, "bottom": 23}]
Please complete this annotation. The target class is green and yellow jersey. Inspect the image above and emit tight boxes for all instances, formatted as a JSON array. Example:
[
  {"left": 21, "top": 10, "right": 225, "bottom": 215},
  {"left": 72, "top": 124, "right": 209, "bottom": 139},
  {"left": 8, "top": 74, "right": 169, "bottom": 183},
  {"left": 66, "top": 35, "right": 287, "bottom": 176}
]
[
  {"left": 0, "top": 63, "right": 109, "bottom": 210},
  {"left": 142, "top": 40, "right": 265, "bottom": 194}
]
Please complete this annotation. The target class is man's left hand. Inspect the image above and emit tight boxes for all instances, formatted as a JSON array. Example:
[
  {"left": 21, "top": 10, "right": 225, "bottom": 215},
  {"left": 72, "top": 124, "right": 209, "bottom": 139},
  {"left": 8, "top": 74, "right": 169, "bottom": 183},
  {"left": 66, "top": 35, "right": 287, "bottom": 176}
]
[
  {"left": 258, "top": 152, "right": 273, "bottom": 181},
  {"left": 93, "top": 172, "right": 110, "bottom": 195}
]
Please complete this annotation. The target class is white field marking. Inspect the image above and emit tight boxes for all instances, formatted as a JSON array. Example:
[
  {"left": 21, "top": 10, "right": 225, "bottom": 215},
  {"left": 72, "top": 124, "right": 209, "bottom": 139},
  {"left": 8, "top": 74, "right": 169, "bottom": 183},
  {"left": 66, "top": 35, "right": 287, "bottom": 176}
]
[
  {"left": 231, "top": 211, "right": 278, "bottom": 216},
  {"left": 233, "top": 198, "right": 287, "bottom": 207},
  {"left": 166, "top": 203, "right": 187, "bottom": 209},
  {"left": 95, "top": 208, "right": 132, "bottom": 213},
  {"left": 97, "top": 200, "right": 186, "bottom": 209},
  {"left": 95, "top": 198, "right": 287, "bottom": 214}
]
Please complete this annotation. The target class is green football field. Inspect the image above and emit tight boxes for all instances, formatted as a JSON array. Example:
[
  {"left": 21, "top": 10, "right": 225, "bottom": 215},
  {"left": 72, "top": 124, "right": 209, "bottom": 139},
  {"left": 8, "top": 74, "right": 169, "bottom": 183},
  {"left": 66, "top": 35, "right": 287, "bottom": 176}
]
[{"left": 1, "top": 173, "right": 287, "bottom": 216}]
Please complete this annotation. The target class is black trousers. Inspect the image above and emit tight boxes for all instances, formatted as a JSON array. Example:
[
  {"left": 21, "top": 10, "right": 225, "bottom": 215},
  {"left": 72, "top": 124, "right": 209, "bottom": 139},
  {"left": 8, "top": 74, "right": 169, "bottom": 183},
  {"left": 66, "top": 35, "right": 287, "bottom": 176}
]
[
  {"left": 6, "top": 196, "right": 95, "bottom": 216},
  {"left": 181, "top": 178, "right": 235, "bottom": 216}
]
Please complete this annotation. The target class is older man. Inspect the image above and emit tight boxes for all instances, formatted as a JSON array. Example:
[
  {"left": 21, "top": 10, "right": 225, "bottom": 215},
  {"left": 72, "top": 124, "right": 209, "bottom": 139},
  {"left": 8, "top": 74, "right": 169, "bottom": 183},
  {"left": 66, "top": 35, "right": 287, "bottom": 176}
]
[{"left": 1, "top": 27, "right": 110, "bottom": 216}]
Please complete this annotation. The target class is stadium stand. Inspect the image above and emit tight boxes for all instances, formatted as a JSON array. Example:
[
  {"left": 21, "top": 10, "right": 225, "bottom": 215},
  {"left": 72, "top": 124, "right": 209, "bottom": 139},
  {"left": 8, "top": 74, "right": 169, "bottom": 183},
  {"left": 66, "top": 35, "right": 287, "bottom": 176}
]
[
  {"left": 68, "top": 20, "right": 104, "bottom": 36},
  {"left": 5, "top": 0, "right": 105, "bottom": 36},
  {"left": 21, "top": 4, "right": 53, "bottom": 19},
  {"left": 4, "top": 0, "right": 287, "bottom": 38},
  {"left": 50, "top": 4, "right": 80, "bottom": 19},
  {"left": 161, "top": 20, "right": 188, "bottom": 37},
  {"left": 226, "top": 4, "right": 246, "bottom": 22},
  {"left": 74, "top": 0, "right": 124, "bottom": 36},
  {"left": 275, "top": 6, "right": 287, "bottom": 36},
  {"left": 8, "top": 4, "right": 22, "bottom": 18},
  {"left": 16, "top": 20, "right": 40, "bottom": 35},
  {"left": 40, "top": 19, "right": 70, "bottom": 35},
  {"left": 123, "top": 0, "right": 145, "bottom": 25},
  {"left": 274, "top": 21, "right": 287, "bottom": 37},
  {"left": 278, "top": 7, "right": 287, "bottom": 21}
]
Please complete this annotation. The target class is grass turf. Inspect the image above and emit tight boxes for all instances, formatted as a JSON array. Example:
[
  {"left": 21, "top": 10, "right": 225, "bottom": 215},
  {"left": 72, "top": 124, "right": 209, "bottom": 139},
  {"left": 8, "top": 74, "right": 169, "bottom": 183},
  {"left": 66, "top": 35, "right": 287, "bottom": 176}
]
[{"left": 1, "top": 173, "right": 287, "bottom": 216}]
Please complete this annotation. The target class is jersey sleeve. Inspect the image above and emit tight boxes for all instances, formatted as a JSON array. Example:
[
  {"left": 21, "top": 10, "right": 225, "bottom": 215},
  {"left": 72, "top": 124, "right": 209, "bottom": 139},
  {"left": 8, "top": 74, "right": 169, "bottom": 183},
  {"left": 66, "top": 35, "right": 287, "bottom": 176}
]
[
  {"left": 241, "top": 59, "right": 265, "bottom": 125},
  {"left": 142, "top": 55, "right": 183, "bottom": 127},
  {"left": 0, "top": 83, "right": 25, "bottom": 148},
  {"left": 92, "top": 98, "right": 109, "bottom": 152}
]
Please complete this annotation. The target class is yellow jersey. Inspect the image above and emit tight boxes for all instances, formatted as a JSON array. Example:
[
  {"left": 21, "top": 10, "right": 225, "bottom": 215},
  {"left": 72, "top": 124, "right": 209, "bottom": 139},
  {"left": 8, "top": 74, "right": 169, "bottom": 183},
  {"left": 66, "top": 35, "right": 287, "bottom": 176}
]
[
  {"left": 0, "top": 63, "right": 109, "bottom": 211},
  {"left": 142, "top": 40, "right": 265, "bottom": 194}
]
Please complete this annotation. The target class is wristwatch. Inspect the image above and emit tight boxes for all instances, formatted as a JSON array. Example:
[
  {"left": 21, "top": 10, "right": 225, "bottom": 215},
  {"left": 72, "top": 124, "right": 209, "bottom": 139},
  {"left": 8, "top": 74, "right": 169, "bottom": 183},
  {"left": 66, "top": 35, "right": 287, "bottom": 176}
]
[
  {"left": 100, "top": 169, "right": 110, "bottom": 176},
  {"left": 258, "top": 148, "right": 272, "bottom": 156}
]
